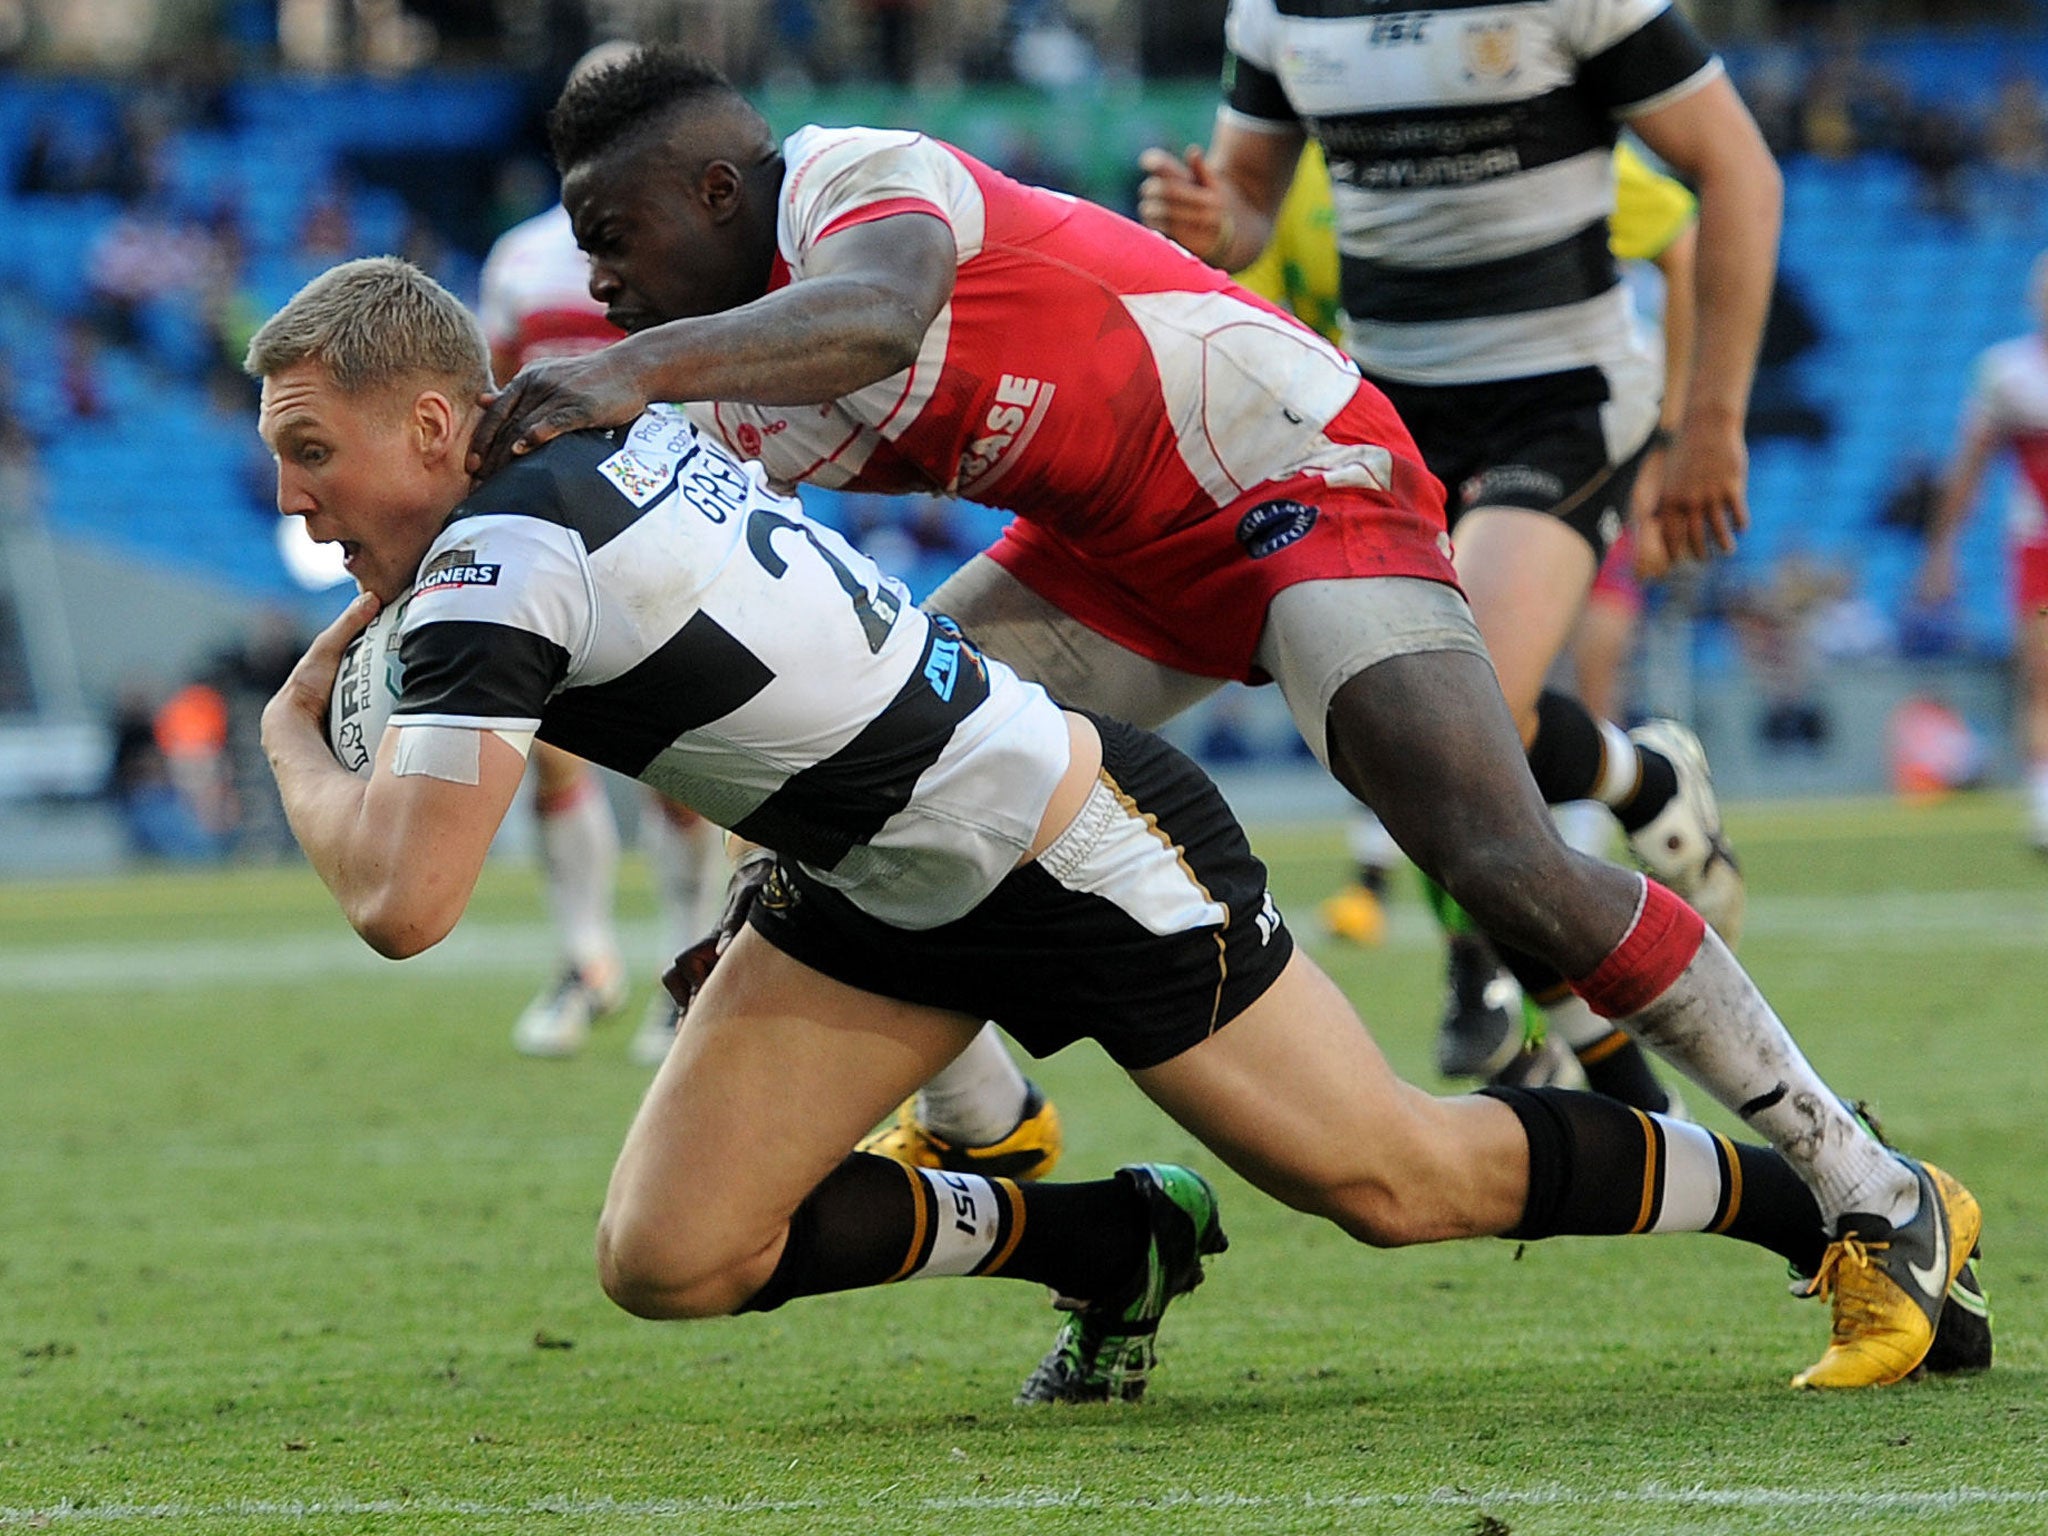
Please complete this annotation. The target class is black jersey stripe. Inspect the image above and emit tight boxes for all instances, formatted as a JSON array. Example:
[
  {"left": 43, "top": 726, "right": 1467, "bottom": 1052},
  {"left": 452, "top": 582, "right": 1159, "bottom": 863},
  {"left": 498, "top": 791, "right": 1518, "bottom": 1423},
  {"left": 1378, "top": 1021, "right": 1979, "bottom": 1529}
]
[
  {"left": 1580, "top": 6, "right": 1715, "bottom": 113},
  {"left": 396, "top": 619, "right": 568, "bottom": 727},
  {"left": 1274, "top": 0, "right": 1527, "bottom": 16},
  {"left": 1342, "top": 220, "right": 1616, "bottom": 323},
  {"left": 454, "top": 428, "right": 650, "bottom": 556},
  {"left": 1224, "top": 52, "right": 1298, "bottom": 125},
  {"left": 732, "top": 624, "right": 992, "bottom": 871},
  {"left": 535, "top": 610, "right": 776, "bottom": 777},
  {"left": 1314, "top": 87, "right": 1615, "bottom": 188}
]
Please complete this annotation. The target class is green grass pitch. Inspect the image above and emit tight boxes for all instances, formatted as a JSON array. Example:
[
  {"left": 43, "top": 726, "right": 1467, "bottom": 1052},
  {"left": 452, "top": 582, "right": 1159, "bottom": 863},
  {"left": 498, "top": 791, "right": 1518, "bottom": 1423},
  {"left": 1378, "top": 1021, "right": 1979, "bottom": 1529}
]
[{"left": 3, "top": 795, "right": 2045, "bottom": 1534}]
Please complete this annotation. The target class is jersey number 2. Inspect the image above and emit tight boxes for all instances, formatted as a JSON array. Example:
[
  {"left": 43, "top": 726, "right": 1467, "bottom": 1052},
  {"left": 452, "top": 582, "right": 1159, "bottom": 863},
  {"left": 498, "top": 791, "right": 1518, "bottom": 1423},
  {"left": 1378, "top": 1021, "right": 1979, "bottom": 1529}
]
[{"left": 744, "top": 506, "right": 902, "bottom": 654}]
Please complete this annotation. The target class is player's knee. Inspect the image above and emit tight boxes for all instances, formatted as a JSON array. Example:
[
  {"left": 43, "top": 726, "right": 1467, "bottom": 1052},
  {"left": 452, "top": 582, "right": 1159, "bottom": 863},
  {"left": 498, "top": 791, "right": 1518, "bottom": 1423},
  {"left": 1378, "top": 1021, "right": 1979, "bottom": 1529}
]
[
  {"left": 1312, "top": 1177, "right": 1444, "bottom": 1249},
  {"left": 1301, "top": 1103, "right": 1516, "bottom": 1248},
  {"left": 595, "top": 1206, "right": 753, "bottom": 1321}
]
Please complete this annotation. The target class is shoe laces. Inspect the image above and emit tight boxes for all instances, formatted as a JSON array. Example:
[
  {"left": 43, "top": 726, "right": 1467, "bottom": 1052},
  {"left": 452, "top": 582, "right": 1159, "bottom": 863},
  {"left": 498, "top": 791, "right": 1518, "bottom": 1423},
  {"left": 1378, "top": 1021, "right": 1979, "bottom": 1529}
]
[{"left": 1806, "top": 1234, "right": 1891, "bottom": 1333}]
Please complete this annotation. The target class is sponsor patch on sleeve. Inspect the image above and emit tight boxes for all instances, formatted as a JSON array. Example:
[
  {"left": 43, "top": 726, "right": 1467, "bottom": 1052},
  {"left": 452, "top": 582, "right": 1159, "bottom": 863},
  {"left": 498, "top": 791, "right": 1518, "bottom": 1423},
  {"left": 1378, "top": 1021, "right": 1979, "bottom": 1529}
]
[{"left": 415, "top": 547, "right": 503, "bottom": 595}]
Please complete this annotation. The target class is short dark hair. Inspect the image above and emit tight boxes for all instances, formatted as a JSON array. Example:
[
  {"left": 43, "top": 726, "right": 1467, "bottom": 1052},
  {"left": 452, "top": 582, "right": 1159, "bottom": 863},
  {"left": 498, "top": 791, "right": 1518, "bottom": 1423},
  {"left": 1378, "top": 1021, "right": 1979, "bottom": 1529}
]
[{"left": 547, "top": 44, "right": 755, "bottom": 172}]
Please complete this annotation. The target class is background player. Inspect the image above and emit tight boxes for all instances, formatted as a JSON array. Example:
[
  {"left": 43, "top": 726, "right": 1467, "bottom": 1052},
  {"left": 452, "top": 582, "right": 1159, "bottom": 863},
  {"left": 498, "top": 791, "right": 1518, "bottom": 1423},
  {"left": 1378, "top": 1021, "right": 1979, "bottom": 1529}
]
[
  {"left": 479, "top": 150, "right": 729, "bottom": 1065},
  {"left": 254, "top": 255, "right": 1977, "bottom": 1395},
  {"left": 1915, "top": 248, "right": 2048, "bottom": 855}
]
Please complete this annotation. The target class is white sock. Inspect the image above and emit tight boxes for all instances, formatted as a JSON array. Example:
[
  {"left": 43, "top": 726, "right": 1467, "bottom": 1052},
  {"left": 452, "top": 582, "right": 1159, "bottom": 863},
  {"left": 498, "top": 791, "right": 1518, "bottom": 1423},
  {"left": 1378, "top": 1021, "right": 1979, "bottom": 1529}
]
[
  {"left": 1619, "top": 928, "right": 1915, "bottom": 1229},
  {"left": 537, "top": 778, "right": 620, "bottom": 977},
  {"left": 917, "top": 1025, "right": 1032, "bottom": 1147},
  {"left": 1553, "top": 800, "right": 1617, "bottom": 861},
  {"left": 1544, "top": 992, "right": 1613, "bottom": 1050},
  {"left": 643, "top": 801, "right": 729, "bottom": 956},
  {"left": 1592, "top": 718, "right": 1641, "bottom": 806},
  {"left": 1346, "top": 809, "right": 1400, "bottom": 871},
  {"left": 2029, "top": 759, "right": 2048, "bottom": 842}
]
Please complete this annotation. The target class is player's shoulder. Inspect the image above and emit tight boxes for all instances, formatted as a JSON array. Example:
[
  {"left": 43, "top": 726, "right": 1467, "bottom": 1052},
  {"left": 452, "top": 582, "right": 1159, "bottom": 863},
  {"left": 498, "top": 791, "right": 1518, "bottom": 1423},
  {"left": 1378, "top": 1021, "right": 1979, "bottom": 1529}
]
[
  {"left": 1557, "top": 0, "right": 1703, "bottom": 63},
  {"left": 451, "top": 417, "right": 678, "bottom": 551},
  {"left": 785, "top": 122, "right": 928, "bottom": 164},
  {"left": 482, "top": 204, "right": 574, "bottom": 274},
  {"left": 1981, "top": 333, "right": 2043, "bottom": 368},
  {"left": 782, "top": 124, "right": 951, "bottom": 201},
  {"left": 1973, "top": 334, "right": 2048, "bottom": 392}
]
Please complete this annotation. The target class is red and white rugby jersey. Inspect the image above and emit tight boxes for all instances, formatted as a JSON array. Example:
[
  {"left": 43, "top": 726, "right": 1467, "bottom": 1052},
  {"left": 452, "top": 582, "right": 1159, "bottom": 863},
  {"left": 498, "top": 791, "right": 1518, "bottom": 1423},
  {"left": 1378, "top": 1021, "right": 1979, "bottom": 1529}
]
[
  {"left": 687, "top": 126, "right": 1400, "bottom": 556},
  {"left": 1961, "top": 333, "right": 2048, "bottom": 545},
  {"left": 478, "top": 203, "right": 622, "bottom": 371}
]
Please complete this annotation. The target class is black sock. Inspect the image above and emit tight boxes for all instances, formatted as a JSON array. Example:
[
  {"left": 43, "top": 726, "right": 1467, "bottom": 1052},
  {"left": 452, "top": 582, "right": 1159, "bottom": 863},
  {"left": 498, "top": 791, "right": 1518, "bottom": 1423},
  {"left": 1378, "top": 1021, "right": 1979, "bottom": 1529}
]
[
  {"left": 1571, "top": 1027, "right": 1678, "bottom": 1114},
  {"left": 741, "top": 1153, "right": 1147, "bottom": 1312},
  {"left": 1482, "top": 1086, "right": 1826, "bottom": 1272},
  {"left": 1525, "top": 690, "right": 1607, "bottom": 804},
  {"left": 1491, "top": 942, "right": 1676, "bottom": 1114},
  {"left": 1494, "top": 938, "right": 1565, "bottom": 1001},
  {"left": 1614, "top": 745, "right": 1680, "bottom": 834},
  {"left": 1356, "top": 862, "right": 1388, "bottom": 898}
]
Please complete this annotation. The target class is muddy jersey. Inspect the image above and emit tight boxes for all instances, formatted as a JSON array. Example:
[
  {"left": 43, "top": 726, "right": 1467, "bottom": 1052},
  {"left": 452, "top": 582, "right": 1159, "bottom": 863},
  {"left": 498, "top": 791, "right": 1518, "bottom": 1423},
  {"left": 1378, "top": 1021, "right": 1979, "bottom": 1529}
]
[
  {"left": 478, "top": 204, "right": 621, "bottom": 369},
  {"left": 388, "top": 404, "right": 1070, "bottom": 929},
  {"left": 1961, "top": 334, "right": 2048, "bottom": 545},
  {"left": 686, "top": 125, "right": 1410, "bottom": 564},
  {"left": 1221, "top": 0, "right": 1719, "bottom": 388}
]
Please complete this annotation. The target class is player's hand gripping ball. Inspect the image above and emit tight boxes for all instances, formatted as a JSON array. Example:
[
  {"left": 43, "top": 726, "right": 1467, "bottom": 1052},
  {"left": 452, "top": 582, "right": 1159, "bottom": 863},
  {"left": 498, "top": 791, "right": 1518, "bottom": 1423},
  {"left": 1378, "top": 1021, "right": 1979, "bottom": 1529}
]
[{"left": 327, "top": 592, "right": 409, "bottom": 777}]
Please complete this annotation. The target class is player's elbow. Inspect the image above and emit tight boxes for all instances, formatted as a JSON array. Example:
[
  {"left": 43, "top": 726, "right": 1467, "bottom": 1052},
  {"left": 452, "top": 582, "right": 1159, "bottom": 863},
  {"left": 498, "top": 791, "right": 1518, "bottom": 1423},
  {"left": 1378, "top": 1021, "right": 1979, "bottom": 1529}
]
[
  {"left": 348, "top": 884, "right": 460, "bottom": 960},
  {"left": 859, "top": 310, "right": 926, "bottom": 381}
]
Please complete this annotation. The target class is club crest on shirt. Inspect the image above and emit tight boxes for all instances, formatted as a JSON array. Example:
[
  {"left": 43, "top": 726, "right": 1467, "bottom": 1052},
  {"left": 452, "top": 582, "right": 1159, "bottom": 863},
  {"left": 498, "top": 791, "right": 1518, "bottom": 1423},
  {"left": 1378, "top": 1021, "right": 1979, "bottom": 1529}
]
[
  {"left": 1460, "top": 20, "right": 1520, "bottom": 82},
  {"left": 1237, "top": 498, "right": 1319, "bottom": 559},
  {"left": 598, "top": 447, "right": 676, "bottom": 506}
]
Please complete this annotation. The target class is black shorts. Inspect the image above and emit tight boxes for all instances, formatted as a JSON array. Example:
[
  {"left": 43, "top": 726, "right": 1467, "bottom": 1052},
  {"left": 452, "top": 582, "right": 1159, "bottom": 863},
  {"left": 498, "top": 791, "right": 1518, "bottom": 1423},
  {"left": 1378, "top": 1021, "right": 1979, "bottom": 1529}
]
[
  {"left": 1367, "top": 367, "right": 1646, "bottom": 560},
  {"left": 745, "top": 715, "right": 1295, "bottom": 1070}
]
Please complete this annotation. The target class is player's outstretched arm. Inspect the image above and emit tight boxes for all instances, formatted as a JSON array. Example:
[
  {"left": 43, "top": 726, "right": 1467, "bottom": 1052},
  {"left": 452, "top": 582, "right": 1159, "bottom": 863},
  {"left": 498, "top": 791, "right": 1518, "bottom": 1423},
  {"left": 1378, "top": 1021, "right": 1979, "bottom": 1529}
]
[
  {"left": 1137, "top": 120, "right": 1301, "bottom": 273},
  {"left": 466, "top": 214, "right": 957, "bottom": 482},
  {"left": 1632, "top": 75, "right": 1784, "bottom": 563},
  {"left": 263, "top": 597, "right": 527, "bottom": 959}
]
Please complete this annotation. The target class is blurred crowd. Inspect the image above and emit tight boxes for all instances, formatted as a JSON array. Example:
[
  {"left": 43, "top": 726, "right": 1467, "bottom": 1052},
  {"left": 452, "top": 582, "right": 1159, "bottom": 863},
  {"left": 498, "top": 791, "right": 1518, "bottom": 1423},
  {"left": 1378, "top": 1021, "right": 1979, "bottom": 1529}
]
[
  {"left": 1738, "top": 24, "right": 2048, "bottom": 221},
  {"left": 0, "top": 0, "right": 1171, "bottom": 91}
]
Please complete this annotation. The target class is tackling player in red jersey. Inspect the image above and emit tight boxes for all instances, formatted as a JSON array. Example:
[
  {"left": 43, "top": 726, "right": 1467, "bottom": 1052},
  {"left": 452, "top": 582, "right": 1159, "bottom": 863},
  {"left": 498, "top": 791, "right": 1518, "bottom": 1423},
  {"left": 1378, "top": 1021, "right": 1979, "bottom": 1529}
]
[{"left": 466, "top": 48, "right": 1982, "bottom": 1388}]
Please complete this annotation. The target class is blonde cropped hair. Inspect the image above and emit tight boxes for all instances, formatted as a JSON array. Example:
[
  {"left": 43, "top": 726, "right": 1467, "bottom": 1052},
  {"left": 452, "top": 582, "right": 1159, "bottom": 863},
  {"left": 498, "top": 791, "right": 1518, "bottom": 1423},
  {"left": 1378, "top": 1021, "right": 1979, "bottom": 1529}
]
[{"left": 244, "top": 256, "right": 492, "bottom": 400}]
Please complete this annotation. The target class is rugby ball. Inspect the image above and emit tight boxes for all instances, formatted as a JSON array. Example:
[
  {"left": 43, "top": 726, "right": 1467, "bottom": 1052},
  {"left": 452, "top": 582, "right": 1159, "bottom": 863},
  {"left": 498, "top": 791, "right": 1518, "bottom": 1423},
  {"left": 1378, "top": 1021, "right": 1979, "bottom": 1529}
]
[{"left": 327, "top": 591, "right": 409, "bottom": 777}]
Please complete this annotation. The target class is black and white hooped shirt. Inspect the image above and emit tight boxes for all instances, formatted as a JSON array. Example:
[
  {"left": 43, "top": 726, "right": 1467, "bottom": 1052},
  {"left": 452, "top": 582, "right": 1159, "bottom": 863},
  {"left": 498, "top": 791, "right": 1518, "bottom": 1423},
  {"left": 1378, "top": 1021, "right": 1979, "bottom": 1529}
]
[
  {"left": 1223, "top": 0, "right": 1720, "bottom": 389},
  {"left": 389, "top": 405, "right": 1070, "bottom": 930}
]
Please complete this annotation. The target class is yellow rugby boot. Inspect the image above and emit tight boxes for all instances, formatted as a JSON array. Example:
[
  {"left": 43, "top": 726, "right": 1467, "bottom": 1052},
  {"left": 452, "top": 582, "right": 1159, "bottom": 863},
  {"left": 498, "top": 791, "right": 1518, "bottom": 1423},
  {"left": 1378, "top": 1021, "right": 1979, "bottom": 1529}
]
[
  {"left": 859, "top": 1083, "right": 1063, "bottom": 1182},
  {"left": 1792, "top": 1159, "right": 1982, "bottom": 1389},
  {"left": 1318, "top": 882, "right": 1388, "bottom": 947}
]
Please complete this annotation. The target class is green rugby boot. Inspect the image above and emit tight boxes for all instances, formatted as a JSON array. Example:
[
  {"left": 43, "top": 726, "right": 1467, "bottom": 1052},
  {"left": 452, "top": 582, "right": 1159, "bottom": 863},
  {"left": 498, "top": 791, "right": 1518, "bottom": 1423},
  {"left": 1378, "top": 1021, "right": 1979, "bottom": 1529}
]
[{"left": 1016, "top": 1164, "right": 1226, "bottom": 1404}]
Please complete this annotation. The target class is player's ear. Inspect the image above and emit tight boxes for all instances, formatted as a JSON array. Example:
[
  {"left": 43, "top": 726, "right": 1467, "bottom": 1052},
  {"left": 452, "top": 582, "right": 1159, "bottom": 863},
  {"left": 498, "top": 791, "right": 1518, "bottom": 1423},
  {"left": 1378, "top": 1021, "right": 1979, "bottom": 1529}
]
[
  {"left": 702, "top": 159, "right": 744, "bottom": 225},
  {"left": 411, "top": 388, "right": 462, "bottom": 464}
]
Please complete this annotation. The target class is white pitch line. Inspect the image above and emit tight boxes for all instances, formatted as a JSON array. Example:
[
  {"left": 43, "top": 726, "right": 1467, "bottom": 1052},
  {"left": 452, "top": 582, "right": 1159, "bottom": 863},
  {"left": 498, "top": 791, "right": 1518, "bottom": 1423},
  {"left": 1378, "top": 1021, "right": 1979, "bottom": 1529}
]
[
  {"left": 6, "top": 1485, "right": 2048, "bottom": 1524},
  {"left": 3, "top": 889, "right": 2046, "bottom": 997}
]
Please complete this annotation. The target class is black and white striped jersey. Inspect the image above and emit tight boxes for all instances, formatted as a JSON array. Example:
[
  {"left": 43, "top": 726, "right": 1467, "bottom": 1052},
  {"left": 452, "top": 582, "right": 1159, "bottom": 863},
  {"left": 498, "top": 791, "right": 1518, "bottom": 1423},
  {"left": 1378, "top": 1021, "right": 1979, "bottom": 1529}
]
[
  {"left": 388, "top": 405, "right": 1071, "bottom": 930},
  {"left": 1223, "top": 0, "right": 1718, "bottom": 387}
]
